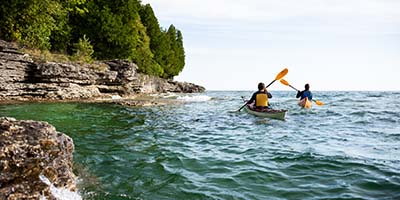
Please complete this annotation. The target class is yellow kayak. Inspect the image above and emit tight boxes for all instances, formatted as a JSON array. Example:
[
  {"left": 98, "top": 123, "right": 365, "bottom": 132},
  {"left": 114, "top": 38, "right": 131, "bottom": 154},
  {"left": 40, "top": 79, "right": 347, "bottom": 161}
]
[{"left": 298, "top": 97, "right": 312, "bottom": 109}]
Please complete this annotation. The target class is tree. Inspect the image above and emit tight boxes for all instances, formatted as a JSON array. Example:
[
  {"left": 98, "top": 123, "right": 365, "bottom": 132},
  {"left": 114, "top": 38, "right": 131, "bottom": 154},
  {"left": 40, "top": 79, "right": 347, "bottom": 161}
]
[
  {"left": 50, "top": 0, "right": 88, "bottom": 53},
  {"left": 131, "top": 14, "right": 163, "bottom": 76},
  {"left": 160, "top": 25, "right": 185, "bottom": 79},
  {"left": 175, "top": 30, "right": 185, "bottom": 75},
  {"left": 0, "top": 0, "right": 68, "bottom": 50},
  {"left": 78, "top": 0, "right": 139, "bottom": 59},
  {"left": 139, "top": 4, "right": 162, "bottom": 53}
]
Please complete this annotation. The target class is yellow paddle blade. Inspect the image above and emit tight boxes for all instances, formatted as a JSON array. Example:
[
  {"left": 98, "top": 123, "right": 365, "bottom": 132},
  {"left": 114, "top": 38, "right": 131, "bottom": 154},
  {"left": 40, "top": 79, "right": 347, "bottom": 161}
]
[
  {"left": 280, "top": 79, "right": 289, "bottom": 86},
  {"left": 314, "top": 100, "right": 324, "bottom": 106},
  {"left": 275, "top": 68, "right": 288, "bottom": 80}
]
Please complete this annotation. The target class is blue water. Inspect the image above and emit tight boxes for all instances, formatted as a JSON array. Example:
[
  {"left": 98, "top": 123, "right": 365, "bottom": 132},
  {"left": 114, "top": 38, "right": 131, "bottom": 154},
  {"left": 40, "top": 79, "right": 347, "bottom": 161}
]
[{"left": 1, "top": 91, "right": 400, "bottom": 199}]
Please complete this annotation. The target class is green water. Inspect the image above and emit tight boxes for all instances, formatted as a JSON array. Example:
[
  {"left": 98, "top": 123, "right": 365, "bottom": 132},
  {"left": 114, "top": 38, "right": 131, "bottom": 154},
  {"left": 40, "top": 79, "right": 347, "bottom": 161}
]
[{"left": 1, "top": 91, "right": 399, "bottom": 199}]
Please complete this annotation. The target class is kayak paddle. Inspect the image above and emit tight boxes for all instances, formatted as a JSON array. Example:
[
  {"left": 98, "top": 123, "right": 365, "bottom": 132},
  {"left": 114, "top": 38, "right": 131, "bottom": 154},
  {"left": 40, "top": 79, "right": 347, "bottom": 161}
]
[
  {"left": 280, "top": 79, "right": 324, "bottom": 106},
  {"left": 238, "top": 68, "right": 288, "bottom": 111}
]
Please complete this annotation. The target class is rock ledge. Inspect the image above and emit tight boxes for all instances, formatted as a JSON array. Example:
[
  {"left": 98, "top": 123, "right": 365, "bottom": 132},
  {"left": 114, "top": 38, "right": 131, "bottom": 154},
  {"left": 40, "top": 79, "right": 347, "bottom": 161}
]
[{"left": 0, "top": 40, "right": 205, "bottom": 102}]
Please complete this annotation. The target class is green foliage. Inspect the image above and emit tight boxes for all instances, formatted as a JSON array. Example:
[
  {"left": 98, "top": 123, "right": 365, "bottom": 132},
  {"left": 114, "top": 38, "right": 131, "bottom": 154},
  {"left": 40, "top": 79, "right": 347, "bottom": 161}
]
[
  {"left": 176, "top": 30, "right": 186, "bottom": 73},
  {"left": 139, "top": 4, "right": 162, "bottom": 53},
  {"left": 0, "top": 0, "right": 68, "bottom": 50},
  {"left": 158, "top": 25, "right": 186, "bottom": 79},
  {"left": 138, "top": 5, "right": 185, "bottom": 78},
  {"left": 65, "top": 0, "right": 88, "bottom": 14},
  {"left": 76, "top": 0, "right": 141, "bottom": 60},
  {"left": 50, "top": 0, "right": 87, "bottom": 52},
  {"left": 71, "top": 35, "right": 94, "bottom": 63},
  {"left": 0, "top": 0, "right": 185, "bottom": 78},
  {"left": 131, "top": 16, "right": 164, "bottom": 76}
]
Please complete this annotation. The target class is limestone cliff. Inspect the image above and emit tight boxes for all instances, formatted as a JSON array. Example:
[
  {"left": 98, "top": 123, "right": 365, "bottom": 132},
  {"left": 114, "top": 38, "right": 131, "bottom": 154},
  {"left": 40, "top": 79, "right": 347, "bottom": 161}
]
[{"left": 0, "top": 40, "right": 205, "bottom": 102}]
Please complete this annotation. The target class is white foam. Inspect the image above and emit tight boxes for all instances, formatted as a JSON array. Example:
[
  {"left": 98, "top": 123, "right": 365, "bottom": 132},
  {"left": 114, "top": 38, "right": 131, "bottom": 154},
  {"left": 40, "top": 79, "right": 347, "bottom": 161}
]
[
  {"left": 177, "top": 95, "right": 212, "bottom": 102},
  {"left": 39, "top": 174, "right": 82, "bottom": 200},
  {"left": 111, "top": 95, "right": 122, "bottom": 100},
  {"left": 162, "top": 93, "right": 179, "bottom": 99}
]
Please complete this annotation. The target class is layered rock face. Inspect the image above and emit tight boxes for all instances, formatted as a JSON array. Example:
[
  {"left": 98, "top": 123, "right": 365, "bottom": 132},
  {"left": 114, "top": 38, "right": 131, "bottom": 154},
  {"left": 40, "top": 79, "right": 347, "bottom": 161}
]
[
  {"left": 137, "top": 74, "right": 205, "bottom": 94},
  {"left": 0, "top": 40, "right": 205, "bottom": 101},
  {"left": 0, "top": 117, "right": 76, "bottom": 199}
]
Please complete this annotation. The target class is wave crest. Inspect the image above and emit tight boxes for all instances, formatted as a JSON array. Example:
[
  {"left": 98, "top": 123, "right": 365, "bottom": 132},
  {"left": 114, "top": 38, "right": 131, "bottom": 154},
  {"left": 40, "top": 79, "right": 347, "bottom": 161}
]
[{"left": 177, "top": 95, "right": 212, "bottom": 102}]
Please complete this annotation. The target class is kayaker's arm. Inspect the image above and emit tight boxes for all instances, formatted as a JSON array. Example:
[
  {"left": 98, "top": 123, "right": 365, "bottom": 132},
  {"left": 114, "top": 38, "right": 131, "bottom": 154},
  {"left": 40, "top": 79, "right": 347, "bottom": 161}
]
[
  {"left": 247, "top": 93, "right": 257, "bottom": 104},
  {"left": 296, "top": 90, "right": 303, "bottom": 98},
  {"left": 267, "top": 91, "right": 272, "bottom": 98}
]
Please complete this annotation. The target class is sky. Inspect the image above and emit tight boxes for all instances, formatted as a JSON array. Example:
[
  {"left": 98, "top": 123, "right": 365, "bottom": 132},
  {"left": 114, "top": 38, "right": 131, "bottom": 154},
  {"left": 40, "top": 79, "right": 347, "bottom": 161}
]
[{"left": 141, "top": 0, "right": 400, "bottom": 91}]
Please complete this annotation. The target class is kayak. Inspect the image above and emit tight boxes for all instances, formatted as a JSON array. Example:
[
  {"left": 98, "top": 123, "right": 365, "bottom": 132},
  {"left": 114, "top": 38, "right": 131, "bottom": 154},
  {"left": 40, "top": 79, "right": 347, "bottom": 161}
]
[
  {"left": 298, "top": 97, "right": 312, "bottom": 109},
  {"left": 243, "top": 105, "right": 287, "bottom": 120}
]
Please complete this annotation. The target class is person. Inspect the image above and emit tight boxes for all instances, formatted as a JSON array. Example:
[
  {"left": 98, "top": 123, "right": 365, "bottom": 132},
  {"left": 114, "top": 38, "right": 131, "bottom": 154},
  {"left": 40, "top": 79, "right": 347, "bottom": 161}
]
[
  {"left": 246, "top": 82, "right": 272, "bottom": 110},
  {"left": 296, "top": 83, "right": 312, "bottom": 100}
]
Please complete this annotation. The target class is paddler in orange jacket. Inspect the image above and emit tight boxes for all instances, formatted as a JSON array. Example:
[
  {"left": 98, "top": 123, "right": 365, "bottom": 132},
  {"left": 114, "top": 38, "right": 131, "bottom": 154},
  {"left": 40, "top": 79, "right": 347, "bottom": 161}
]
[{"left": 246, "top": 82, "right": 272, "bottom": 110}]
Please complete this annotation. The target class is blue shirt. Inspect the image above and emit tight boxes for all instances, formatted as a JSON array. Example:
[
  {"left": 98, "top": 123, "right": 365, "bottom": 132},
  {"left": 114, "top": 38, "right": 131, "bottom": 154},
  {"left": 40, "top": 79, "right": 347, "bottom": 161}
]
[{"left": 296, "top": 90, "right": 312, "bottom": 100}]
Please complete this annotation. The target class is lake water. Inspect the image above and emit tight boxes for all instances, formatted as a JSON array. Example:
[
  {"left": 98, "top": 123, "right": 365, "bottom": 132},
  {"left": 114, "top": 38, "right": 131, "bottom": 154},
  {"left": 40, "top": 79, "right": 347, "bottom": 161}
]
[{"left": 1, "top": 91, "right": 400, "bottom": 199}]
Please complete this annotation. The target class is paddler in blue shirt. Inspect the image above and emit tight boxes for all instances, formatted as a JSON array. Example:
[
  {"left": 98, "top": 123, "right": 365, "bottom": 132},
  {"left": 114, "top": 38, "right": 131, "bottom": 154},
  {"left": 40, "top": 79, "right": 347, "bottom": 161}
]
[
  {"left": 296, "top": 83, "right": 313, "bottom": 100},
  {"left": 247, "top": 82, "right": 272, "bottom": 110}
]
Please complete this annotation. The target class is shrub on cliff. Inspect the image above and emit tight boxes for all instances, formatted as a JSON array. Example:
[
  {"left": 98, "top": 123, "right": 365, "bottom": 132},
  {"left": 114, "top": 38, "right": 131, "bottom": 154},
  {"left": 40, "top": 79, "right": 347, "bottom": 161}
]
[{"left": 71, "top": 35, "right": 94, "bottom": 63}]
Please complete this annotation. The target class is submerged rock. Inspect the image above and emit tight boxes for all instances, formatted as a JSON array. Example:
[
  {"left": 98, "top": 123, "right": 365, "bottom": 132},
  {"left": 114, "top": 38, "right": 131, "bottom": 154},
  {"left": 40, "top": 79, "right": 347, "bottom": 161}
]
[{"left": 0, "top": 117, "right": 76, "bottom": 199}]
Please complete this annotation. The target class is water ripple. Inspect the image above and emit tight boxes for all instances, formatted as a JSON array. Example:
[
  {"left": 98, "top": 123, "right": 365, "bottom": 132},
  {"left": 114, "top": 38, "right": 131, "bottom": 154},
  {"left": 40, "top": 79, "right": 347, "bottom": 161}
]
[{"left": 1, "top": 91, "right": 400, "bottom": 199}]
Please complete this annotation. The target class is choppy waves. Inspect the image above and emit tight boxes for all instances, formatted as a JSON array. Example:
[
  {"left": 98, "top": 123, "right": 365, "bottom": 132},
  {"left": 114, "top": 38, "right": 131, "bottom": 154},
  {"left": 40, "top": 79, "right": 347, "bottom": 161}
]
[
  {"left": 177, "top": 95, "right": 212, "bottom": 102},
  {"left": 1, "top": 91, "right": 400, "bottom": 199}
]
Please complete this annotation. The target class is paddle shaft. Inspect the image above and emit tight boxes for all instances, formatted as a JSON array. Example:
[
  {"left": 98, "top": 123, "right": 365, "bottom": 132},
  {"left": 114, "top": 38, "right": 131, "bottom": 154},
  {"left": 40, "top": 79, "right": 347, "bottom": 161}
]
[
  {"left": 287, "top": 84, "right": 299, "bottom": 92},
  {"left": 265, "top": 79, "right": 276, "bottom": 88},
  {"left": 238, "top": 103, "right": 248, "bottom": 112}
]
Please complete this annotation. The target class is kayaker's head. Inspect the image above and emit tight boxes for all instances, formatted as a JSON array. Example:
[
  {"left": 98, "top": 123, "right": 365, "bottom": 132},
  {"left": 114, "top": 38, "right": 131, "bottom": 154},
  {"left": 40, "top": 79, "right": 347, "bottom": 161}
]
[
  {"left": 258, "top": 82, "right": 265, "bottom": 91},
  {"left": 305, "top": 84, "right": 310, "bottom": 91}
]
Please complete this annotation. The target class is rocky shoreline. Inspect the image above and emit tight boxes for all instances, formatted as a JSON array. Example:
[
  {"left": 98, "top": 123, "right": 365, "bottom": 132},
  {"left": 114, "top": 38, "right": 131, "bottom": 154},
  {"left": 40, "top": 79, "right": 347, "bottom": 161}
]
[
  {"left": 0, "top": 40, "right": 205, "bottom": 105},
  {"left": 0, "top": 40, "right": 205, "bottom": 198}
]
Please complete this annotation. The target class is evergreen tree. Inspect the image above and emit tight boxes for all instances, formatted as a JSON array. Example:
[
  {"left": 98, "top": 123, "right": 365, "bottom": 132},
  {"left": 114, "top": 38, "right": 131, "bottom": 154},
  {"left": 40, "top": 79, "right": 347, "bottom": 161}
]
[
  {"left": 139, "top": 4, "right": 162, "bottom": 54},
  {"left": 175, "top": 30, "right": 185, "bottom": 74},
  {"left": 160, "top": 25, "right": 176, "bottom": 79},
  {"left": 139, "top": 3, "right": 173, "bottom": 77},
  {"left": 156, "top": 29, "right": 172, "bottom": 75},
  {"left": 161, "top": 25, "right": 185, "bottom": 79},
  {"left": 51, "top": 0, "right": 88, "bottom": 53},
  {"left": 131, "top": 14, "right": 163, "bottom": 76},
  {"left": 77, "top": 0, "right": 140, "bottom": 59}
]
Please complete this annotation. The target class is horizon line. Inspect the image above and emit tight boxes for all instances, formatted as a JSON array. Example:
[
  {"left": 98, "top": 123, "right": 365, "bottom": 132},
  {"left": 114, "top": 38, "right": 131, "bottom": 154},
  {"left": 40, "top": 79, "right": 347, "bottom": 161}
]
[{"left": 203, "top": 89, "right": 400, "bottom": 92}]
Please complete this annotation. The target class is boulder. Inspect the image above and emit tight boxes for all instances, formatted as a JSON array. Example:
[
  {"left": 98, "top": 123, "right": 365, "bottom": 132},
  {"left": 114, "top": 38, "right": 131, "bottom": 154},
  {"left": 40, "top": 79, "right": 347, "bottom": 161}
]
[{"left": 0, "top": 117, "right": 76, "bottom": 200}]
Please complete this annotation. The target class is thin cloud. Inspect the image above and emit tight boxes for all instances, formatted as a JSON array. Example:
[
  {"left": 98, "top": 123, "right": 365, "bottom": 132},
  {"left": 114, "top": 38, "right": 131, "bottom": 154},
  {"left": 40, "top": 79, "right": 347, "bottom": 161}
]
[
  {"left": 142, "top": 0, "right": 400, "bottom": 23},
  {"left": 142, "top": 0, "right": 400, "bottom": 37}
]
